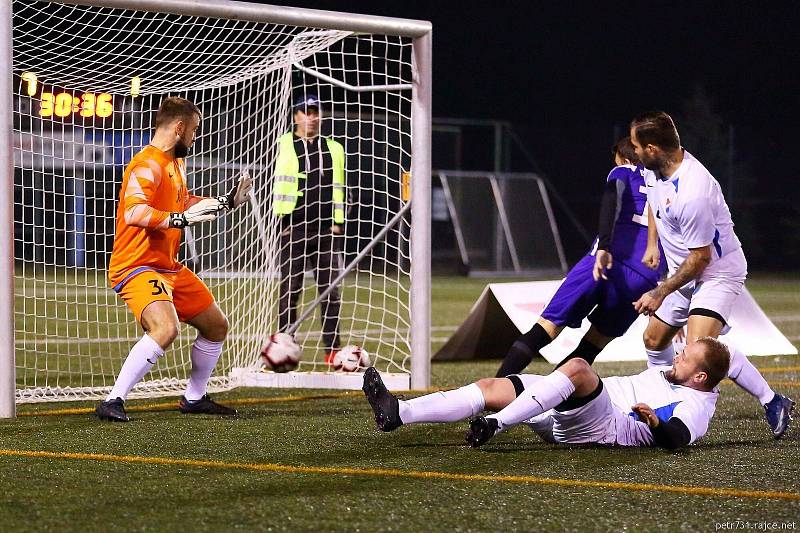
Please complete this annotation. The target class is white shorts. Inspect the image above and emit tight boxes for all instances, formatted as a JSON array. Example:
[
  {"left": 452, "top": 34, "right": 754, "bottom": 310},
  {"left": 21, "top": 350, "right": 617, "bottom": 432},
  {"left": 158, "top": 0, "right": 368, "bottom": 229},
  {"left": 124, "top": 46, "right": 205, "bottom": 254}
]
[
  {"left": 655, "top": 276, "right": 744, "bottom": 331},
  {"left": 515, "top": 375, "right": 649, "bottom": 446}
]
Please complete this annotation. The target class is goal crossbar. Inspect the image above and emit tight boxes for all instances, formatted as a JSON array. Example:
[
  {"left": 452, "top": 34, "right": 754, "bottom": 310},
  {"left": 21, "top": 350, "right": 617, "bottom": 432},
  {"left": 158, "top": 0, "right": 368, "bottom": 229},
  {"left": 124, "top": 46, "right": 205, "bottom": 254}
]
[{"left": 57, "top": 0, "right": 431, "bottom": 37}]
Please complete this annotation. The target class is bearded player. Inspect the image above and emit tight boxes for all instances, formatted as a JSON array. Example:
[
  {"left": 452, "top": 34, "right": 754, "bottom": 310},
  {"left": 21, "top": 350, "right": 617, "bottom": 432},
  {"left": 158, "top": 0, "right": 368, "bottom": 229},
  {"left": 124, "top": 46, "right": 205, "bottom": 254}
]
[
  {"left": 96, "top": 97, "right": 252, "bottom": 422},
  {"left": 630, "top": 111, "right": 793, "bottom": 438},
  {"left": 365, "top": 338, "right": 729, "bottom": 451}
]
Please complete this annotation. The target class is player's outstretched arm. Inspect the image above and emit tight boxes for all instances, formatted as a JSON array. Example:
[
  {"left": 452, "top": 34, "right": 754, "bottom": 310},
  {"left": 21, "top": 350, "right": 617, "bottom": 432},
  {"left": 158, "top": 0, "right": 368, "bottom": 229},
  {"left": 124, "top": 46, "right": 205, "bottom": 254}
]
[
  {"left": 168, "top": 198, "right": 227, "bottom": 228},
  {"left": 173, "top": 171, "right": 253, "bottom": 228},
  {"left": 634, "top": 244, "right": 711, "bottom": 315}
]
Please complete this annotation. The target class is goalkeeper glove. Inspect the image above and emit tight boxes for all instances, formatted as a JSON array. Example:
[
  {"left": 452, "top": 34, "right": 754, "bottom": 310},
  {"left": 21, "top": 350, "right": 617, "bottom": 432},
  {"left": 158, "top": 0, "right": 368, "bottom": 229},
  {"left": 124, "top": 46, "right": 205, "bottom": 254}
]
[
  {"left": 217, "top": 171, "right": 253, "bottom": 210},
  {"left": 169, "top": 198, "right": 226, "bottom": 228}
]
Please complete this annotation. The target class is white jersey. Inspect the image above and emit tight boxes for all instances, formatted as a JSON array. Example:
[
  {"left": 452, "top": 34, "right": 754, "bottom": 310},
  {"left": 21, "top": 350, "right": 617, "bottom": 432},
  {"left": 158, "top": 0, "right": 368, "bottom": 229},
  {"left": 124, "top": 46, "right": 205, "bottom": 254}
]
[
  {"left": 644, "top": 150, "right": 747, "bottom": 281},
  {"left": 602, "top": 368, "right": 719, "bottom": 445}
]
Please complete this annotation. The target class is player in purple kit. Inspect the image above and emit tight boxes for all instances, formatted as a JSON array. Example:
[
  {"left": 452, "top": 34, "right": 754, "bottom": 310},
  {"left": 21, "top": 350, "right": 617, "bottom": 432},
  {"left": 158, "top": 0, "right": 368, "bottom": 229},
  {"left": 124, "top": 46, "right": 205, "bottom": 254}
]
[{"left": 496, "top": 137, "right": 664, "bottom": 377}]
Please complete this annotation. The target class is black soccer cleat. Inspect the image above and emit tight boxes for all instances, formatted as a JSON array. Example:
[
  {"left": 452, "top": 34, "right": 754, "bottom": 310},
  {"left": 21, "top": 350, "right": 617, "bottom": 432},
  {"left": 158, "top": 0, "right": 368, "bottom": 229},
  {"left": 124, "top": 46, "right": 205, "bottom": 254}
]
[
  {"left": 362, "top": 367, "right": 402, "bottom": 432},
  {"left": 95, "top": 397, "right": 130, "bottom": 422},
  {"left": 465, "top": 416, "right": 499, "bottom": 448},
  {"left": 179, "top": 394, "right": 238, "bottom": 416},
  {"left": 764, "top": 393, "right": 795, "bottom": 439}
]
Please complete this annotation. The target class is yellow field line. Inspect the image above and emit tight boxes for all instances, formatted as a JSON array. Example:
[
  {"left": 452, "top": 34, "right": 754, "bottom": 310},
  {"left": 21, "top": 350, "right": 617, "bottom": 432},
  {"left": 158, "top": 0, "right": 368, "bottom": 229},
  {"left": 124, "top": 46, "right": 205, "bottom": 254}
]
[
  {"left": 757, "top": 366, "right": 800, "bottom": 374},
  {"left": 0, "top": 448, "right": 796, "bottom": 502},
  {"left": 720, "top": 380, "right": 798, "bottom": 389}
]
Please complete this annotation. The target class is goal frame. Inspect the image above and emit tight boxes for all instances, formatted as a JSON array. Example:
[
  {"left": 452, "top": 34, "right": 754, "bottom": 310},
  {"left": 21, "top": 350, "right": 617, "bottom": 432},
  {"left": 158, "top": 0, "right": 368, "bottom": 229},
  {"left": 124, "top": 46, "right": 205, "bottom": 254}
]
[{"left": 1, "top": 0, "right": 432, "bottom": 417}]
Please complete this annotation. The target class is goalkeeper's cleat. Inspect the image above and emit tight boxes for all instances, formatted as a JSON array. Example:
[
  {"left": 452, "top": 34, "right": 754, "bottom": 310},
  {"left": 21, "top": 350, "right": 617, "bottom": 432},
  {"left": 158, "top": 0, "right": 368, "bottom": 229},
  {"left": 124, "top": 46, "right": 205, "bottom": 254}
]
[
  {"left": 465, "top": 416, "right": 500, "bottom": 448},
  {"left": 179, "top": 394, "right": 238, "bottom": 416},
  {"left": 764, "top": 393, "right": 795, "bottom": 439},
  {"left": 362, "top": 367, "right": 402, "bottom": 432},
  {"left": 95, "top": 397, "right": 130, "bottom": 422}
]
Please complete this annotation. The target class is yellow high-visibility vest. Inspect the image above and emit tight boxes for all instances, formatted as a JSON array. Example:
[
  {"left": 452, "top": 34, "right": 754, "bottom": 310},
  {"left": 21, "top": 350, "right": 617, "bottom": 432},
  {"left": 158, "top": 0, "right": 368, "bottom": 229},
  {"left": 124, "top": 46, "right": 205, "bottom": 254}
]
[{"left": 272, "top": 132, "right": 345, "bottom": 223}]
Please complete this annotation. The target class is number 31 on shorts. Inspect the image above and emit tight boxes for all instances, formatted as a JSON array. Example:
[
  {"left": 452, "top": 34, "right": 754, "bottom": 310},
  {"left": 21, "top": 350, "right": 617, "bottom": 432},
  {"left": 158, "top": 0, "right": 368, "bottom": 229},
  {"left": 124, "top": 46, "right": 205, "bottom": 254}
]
[{"left": 148, "top": 278, "right": 170, "bottom": 296}]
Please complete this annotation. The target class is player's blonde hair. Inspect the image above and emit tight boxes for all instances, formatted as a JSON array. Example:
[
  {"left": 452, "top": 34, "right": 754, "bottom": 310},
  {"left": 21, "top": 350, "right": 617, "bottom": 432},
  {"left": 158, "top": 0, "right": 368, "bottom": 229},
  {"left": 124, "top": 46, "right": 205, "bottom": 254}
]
[{"left": 695, "top": 337, "right": 730, "bottom": 388}]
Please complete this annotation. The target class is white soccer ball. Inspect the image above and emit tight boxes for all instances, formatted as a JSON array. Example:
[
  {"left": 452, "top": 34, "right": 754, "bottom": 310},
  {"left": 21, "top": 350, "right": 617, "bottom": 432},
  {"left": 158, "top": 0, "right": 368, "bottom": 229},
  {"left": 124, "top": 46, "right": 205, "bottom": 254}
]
[
  {"left": 332, "top": 345, "right": 370, "bottom": 372},
  {"left": 261, "top": 333, "right": 302, "bottom": 373}
]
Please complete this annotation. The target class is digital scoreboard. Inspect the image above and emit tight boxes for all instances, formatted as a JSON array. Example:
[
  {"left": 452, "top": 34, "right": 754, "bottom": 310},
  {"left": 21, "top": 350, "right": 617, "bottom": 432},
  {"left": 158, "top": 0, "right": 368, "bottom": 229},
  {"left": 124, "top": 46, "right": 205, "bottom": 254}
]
[{"left": 20, "top": 72, "right": 141, "bottom": 119}]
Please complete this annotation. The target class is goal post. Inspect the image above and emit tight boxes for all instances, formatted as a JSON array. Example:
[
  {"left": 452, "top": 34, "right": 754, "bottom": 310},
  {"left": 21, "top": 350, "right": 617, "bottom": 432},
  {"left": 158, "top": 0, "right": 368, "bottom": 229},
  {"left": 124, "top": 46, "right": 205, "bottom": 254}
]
[
  {"left": 1, "top": 0, "right": 16, "bottom": 417},
  {"left": 5, "top": 0, "right": 432, "bottom": 409}
]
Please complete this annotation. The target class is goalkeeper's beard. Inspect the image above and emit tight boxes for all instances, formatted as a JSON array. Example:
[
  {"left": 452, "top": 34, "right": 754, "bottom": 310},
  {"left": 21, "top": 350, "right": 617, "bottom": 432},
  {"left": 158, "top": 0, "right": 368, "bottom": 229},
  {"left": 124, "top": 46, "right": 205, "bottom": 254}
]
[{"left": 174, "top": 139, "right": 191, "bottom": 159}]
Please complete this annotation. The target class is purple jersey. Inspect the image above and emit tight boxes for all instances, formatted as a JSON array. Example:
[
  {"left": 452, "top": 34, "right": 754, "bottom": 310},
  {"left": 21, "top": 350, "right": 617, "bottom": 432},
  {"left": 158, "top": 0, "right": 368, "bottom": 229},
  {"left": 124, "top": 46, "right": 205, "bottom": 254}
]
[
  {"left": 540, "top": 165, "right": 665, "bottom": 336},
  {"left": 594, "top": 164, "right": 664, "bottom": 283}
]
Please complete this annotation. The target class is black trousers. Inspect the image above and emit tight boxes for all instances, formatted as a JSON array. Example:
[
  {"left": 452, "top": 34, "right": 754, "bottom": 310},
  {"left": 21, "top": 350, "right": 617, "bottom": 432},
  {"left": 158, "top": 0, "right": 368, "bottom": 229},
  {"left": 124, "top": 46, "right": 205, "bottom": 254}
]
[{"left": 278, "top": 227, "right": 341, "bottom": 350}]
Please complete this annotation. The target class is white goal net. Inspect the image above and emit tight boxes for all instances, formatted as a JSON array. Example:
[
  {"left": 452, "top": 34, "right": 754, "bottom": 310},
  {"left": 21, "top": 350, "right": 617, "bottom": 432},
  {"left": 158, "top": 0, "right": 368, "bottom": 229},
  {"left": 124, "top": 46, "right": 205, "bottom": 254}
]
[{"left": 9, "top": 0, "right": 431, "bottom": 404}]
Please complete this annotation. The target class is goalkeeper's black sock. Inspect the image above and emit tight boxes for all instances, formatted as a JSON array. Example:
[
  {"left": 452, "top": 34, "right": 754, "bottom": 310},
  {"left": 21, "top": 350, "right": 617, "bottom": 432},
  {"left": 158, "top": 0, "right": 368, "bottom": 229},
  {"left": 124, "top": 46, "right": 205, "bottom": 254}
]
[
  {"left": 495, "top": 323, "right": 552, "bottom": 377},
  {"left": 554, "top": 338, "right": 603, "bottom": 369}
]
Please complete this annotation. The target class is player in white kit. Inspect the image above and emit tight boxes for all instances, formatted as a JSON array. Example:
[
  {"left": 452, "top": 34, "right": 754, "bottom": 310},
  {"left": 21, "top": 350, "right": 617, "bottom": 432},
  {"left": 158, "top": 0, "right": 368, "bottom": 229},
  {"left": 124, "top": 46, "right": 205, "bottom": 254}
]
[
  {"left": 629, "top": 111, "right": 793, "bottom": 438},
  {"left": 363, "top": 338, "right": 729, "bottom": 450}
]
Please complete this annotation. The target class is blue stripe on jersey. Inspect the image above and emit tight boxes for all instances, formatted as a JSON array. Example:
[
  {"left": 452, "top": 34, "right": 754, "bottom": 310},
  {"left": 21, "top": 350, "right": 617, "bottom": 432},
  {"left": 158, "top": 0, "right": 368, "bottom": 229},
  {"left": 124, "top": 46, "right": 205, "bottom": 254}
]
[
  {"left": 628, "top": 401, "right": 682, "bottom": 423},
  {"left": 712, "top": 229, "right": 722, "bottom": 257},
  {"left": 672, "top": 178, "right": 680, "bottom": 192}
]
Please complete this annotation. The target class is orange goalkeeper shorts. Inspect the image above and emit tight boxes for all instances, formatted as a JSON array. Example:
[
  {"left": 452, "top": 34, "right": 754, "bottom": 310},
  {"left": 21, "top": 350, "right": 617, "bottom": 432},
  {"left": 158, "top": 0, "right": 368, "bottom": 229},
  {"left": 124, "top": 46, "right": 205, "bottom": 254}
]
[{"left": 114, "top": 265, "right": 214, "bottom": 324}]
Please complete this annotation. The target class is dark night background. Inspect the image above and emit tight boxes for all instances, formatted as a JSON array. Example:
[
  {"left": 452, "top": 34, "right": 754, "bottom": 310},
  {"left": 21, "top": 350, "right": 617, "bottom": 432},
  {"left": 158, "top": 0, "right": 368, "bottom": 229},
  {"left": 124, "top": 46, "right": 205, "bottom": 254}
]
[{"left": 281, "top": 1, "right": 800, "bottom": 270}]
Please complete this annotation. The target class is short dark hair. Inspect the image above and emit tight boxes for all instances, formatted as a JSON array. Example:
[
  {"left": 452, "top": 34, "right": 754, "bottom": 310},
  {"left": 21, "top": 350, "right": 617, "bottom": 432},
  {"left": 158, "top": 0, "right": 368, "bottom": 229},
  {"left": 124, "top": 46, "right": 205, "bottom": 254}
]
[
  {"left": 155, "top": 96, "right": 201, "bottom": 129},
  {"left": 695, "top": 337, "right": 730, "bottom": 389},
  {"left": 630, "top": 111, "right": 680, "bottom": 151},
  {"left": 612, "top": 136, "right": 639, "bottom": 164}
]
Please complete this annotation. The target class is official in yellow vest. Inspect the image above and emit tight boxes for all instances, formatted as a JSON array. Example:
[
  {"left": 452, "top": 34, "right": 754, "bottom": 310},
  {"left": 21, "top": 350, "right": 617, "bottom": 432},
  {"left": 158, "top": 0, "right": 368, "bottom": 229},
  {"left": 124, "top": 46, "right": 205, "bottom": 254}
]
[{"left": 272, "top": 94, "right": 346, "bottom": 363}]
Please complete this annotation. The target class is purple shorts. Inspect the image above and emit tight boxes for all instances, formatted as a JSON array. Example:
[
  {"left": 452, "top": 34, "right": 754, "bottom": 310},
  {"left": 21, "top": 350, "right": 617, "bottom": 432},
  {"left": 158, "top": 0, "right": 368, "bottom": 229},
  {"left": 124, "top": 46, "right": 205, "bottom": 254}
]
[{"left": 540, "top": 255, "right": 657, "bottom": 338}]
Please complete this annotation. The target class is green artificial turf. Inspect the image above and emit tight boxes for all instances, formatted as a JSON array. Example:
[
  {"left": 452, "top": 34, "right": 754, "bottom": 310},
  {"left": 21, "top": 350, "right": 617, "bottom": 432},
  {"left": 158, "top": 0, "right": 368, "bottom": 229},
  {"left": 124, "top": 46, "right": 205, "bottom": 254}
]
[{"left": 0, "top": 275, "right": 797, "bottom": 531}]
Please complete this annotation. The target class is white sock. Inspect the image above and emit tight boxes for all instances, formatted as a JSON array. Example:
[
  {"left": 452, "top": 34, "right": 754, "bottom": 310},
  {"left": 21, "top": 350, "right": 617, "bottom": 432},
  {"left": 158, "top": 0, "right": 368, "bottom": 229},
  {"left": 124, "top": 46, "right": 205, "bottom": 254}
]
[
  {"left": 723, "top": 342, "right": 775, "bottom": 405},
  {"left": 184, "top": 335, "right": 224, "bottom": 401},
  {"left": 398, "top": 383, "right": 485, "bottom": 424},
  {"left": 646, "top": 346, "right": 675, "bottom": 368},
  {"left": 488, "top": 370, "right": 575, "bottom": 430},
  {"left": 107, "top": 334, "right": 164, "bottom": 401}
]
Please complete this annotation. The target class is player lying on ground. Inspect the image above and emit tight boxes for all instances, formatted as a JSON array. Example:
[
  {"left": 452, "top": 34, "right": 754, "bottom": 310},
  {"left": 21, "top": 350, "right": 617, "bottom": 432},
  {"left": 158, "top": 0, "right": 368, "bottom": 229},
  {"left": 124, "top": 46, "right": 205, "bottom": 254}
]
[
  {"left": 97, "top": 96, "right": 252, "bottom": 422},
  {"left": 629, "top": 111, "right": 794, "bottom": 438},
  {"left": 365, "top": 338, "right": 729, "bottom": 450},
  {"left": 496, "top": 137, "right": 664, "bottom": 377}
]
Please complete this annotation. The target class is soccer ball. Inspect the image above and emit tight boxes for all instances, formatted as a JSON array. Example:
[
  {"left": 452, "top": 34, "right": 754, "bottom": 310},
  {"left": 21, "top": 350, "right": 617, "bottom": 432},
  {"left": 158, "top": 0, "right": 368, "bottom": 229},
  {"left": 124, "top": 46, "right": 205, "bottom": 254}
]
[
  {"left": 261, "top": 333, "right": 302, "bottom": 373},
  {"left": 332, "top": 345, "right": 370, "bottom": 372}
]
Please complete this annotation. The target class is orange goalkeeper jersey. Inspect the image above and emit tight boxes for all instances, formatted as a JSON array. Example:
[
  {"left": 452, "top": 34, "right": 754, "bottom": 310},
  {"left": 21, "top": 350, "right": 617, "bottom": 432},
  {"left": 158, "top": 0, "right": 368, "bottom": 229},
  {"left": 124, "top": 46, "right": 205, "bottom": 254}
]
[{"left": 108, "top": 145, "right": 200, "bottom": 289}]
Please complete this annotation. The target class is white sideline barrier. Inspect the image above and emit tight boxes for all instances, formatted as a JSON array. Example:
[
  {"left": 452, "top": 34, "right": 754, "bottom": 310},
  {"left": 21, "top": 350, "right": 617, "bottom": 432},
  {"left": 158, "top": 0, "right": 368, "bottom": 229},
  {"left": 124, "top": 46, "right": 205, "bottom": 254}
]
[{"left": 434, "top": 280, "right": 798, "bottom": 363}]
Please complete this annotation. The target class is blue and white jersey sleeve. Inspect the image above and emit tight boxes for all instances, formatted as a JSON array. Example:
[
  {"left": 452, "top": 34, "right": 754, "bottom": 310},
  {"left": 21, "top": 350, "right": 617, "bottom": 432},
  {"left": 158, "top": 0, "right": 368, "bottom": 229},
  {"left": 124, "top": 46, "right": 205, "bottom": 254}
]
[
  {"left": 677, "top": 197, "right": 716, "bottom": 249},
  {"left": 643, "top": 151, "right": 745, "bottom": 279},
  {"left": 670, "top": 392, "right": 717, "bottom": 444}
]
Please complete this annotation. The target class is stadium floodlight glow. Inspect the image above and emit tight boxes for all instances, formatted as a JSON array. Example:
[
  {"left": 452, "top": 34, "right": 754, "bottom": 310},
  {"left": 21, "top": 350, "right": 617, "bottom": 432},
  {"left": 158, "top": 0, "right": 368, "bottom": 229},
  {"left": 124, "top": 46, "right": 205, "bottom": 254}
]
[{"left": 3, "top": 0, "right": 432, "bottom": 413}]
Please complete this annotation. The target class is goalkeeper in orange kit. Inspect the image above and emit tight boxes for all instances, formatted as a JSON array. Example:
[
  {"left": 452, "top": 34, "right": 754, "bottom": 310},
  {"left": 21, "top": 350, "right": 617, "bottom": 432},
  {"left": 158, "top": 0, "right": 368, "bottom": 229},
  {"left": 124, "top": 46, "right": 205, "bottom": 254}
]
[{"left": 97, "top": 96, "right": 252, "bottom": 422}]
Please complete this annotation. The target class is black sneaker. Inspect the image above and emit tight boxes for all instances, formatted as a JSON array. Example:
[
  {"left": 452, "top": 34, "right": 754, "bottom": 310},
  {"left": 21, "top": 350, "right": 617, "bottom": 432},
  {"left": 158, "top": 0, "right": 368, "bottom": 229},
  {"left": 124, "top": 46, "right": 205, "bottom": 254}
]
[
  {"left": 178, "top": 394, "right": 238, "bottom": 416},
  {"left": 362, "top": 367, "right": 402, "bottom": 432},
  {"left": 95, "top": 397, "right": 130, "bottom": 422},
  {"left": 764, "top": 393, "right": 795, "bottom": 439},
  {"left": 465, "top": 416, "right": 499, "bottom": 448}
]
